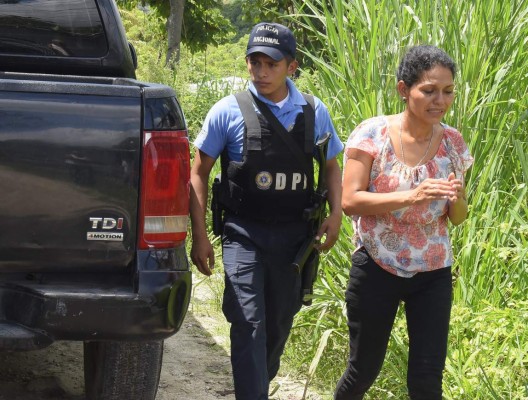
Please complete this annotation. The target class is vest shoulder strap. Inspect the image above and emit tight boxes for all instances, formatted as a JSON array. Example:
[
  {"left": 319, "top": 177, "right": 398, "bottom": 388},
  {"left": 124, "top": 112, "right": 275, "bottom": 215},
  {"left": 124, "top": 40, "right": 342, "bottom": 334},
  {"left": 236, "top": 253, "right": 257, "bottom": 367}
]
[
  {"left": 234, "top": 91, "right": 261, "bottom": 152},
  {"left": 301, "top": 93, "right": 315, "bottom": 154},
  {"left": 302, "top": 93, "right": 315, "bottom": 109}
]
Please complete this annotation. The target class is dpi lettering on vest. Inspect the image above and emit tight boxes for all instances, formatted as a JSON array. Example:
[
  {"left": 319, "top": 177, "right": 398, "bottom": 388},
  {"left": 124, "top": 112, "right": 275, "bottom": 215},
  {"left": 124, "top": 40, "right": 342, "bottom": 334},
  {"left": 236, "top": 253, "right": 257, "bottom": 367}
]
[{"left": 255, "top": 171, "right": 308, "bottom": 191}]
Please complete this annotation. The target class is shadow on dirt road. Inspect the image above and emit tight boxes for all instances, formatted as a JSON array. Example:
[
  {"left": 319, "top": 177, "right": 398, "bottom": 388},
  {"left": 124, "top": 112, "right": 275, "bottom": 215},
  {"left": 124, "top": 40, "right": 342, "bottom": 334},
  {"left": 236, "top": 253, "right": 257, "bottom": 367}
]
[{"left": 0, "top": 311, "right": 234, "bottom": 400}]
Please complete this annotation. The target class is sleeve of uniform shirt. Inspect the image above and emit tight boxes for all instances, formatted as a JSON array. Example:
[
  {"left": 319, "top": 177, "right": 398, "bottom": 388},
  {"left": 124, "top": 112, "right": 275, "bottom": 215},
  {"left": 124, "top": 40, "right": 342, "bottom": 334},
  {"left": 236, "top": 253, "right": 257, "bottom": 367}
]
[
  {"left": 313, "top": 96, "right": 344, "bottom": 160},
  {"left": 193, "top": 95, "right": 244, "bottom": 160}
]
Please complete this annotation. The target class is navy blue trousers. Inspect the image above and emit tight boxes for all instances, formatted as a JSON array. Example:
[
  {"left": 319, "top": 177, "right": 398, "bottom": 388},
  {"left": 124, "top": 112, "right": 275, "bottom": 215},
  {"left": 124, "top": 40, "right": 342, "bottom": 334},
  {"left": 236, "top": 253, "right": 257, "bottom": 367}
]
[
  {"left": 221, "top": 215, "right": 306, "bottom": 400},
  {"left": 334, "top": 247, "right": 452, "bottom": 400}
]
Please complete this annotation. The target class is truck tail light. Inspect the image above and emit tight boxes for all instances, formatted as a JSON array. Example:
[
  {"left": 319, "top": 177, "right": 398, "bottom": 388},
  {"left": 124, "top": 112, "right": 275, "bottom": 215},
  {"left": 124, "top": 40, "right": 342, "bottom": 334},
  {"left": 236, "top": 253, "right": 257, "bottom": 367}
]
[{"left": 138, "top": 130, "right": 190, "bottom": 250}]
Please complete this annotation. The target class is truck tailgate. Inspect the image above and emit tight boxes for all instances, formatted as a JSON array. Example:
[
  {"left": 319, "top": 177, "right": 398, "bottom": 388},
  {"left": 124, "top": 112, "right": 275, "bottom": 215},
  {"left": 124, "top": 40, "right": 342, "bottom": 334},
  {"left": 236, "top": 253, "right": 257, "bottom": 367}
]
[{"left": 0, "top": 76, "right": 142, "bottom": 271}]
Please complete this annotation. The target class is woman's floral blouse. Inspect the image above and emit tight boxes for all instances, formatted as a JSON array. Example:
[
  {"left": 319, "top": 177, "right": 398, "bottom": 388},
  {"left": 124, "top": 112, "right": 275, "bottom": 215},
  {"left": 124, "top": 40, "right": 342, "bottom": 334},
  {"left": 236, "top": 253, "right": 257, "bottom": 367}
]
[{"left": 345, "top": 116, "right": 473, "bottom": 277}]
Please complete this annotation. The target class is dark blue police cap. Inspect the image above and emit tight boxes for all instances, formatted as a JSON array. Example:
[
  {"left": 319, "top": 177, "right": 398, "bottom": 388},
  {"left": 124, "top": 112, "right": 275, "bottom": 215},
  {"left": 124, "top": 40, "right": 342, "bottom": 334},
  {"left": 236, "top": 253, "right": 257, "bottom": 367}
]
[{"left": 246, "top": 22, "right": 296, "bottom": 61}]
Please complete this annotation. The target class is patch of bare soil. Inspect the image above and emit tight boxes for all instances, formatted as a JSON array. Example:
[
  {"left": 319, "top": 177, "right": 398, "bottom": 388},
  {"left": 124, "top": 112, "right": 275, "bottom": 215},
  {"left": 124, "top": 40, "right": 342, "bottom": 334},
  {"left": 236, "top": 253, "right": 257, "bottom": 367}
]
[
  {"left": 173, "top": 278, "right": 324, "bottom": 400},
  {"left": 0, "top": 279, "right": 323, "bottom": 400}
]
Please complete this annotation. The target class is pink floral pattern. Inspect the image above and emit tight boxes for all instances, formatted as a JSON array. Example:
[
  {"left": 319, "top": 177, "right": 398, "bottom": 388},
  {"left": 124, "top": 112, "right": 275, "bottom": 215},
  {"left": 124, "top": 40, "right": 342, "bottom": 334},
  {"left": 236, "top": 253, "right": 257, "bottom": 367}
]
[{"left": 345, "top": 116, "right": 473, "bottom": 277}]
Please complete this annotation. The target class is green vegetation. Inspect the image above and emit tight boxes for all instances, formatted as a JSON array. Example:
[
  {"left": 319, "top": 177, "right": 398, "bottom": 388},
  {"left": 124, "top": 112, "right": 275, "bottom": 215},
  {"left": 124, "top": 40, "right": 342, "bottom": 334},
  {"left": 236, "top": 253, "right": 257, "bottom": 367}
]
[
  {"left": 120, "top": 1, "right": 527, "bottom": 398},
  {"left": 119, "top": 6, "right": 247, "bottom": 137}
]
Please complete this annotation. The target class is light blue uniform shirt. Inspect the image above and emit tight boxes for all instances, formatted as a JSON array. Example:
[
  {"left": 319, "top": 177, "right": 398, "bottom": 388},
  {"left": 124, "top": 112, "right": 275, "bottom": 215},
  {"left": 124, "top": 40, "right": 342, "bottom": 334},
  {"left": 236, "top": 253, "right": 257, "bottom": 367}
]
[{"left": 194, "top": 78, "right": 343, "bottom": 162}]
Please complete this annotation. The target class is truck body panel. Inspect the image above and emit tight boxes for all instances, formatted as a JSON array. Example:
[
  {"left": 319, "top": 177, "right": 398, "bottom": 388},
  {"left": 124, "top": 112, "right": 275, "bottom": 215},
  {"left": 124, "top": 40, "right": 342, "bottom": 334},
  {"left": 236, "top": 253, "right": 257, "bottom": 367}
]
[
  {"left": 0, "top": 0, "right": 191, "bottom": 364},
  {"left": 0, "top": 77, "right": 141, "bottom": 272}
]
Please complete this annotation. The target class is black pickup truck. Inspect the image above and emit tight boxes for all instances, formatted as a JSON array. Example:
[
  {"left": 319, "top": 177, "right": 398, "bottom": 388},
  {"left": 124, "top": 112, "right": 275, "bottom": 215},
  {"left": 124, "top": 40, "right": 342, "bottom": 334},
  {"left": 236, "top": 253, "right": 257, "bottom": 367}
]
[{"left": 0, "top": 1, "right": 191, "bottom": 399}]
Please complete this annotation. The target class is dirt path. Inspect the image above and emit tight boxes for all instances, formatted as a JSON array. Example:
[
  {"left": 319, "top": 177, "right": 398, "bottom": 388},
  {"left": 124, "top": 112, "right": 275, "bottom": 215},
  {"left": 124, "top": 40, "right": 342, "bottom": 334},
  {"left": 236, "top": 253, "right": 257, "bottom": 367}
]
[{"left": 0, "top": 281, "right": 322, "bottom": 400}]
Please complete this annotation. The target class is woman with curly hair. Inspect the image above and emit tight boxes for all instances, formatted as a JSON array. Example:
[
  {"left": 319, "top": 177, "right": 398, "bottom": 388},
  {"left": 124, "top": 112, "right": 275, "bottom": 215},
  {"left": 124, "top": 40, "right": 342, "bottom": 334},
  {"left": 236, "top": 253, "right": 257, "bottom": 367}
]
[{"left": 335, "top": 45, "right": 473, "bottom": 400}]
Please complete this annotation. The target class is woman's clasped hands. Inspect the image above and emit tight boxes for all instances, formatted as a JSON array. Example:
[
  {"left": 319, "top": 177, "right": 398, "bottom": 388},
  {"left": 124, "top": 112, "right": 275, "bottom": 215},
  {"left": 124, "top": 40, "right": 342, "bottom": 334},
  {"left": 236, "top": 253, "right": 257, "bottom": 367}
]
[{"left": 412, "top": 172, "right": 465, "bottom": 204}]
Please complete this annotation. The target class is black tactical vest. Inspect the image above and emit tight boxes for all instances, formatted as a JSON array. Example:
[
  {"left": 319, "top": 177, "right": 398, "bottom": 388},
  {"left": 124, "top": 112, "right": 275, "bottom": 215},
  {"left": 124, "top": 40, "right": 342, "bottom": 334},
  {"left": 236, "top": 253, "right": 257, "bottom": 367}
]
[{"left": 218, "top": 91, "right": 315, "bottom": 222}]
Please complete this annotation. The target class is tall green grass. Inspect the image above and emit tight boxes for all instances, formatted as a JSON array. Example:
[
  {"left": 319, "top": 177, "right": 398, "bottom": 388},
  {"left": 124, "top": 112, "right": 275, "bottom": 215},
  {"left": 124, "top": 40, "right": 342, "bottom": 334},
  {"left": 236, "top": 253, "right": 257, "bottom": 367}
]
[
  {"left": 121, "top": 2, "right": 527, "bottom": 397},
  {"left": 283, "top": 0, "right": 528, "bottom": 398}
]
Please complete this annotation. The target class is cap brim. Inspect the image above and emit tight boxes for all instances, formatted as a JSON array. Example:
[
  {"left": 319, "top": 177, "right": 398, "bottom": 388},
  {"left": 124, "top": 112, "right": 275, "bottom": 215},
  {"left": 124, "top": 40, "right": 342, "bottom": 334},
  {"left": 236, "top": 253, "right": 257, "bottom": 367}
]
[{"left": 246, "top": 46, "right": 285, "bottom": 61}]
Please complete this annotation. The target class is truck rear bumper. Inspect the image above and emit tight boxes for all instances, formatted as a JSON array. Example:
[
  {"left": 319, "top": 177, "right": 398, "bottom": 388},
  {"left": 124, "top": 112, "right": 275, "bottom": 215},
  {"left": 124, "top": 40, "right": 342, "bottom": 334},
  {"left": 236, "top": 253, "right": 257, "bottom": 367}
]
[{"left": 0, "top": 269, "right": 191, "bottom": 350}]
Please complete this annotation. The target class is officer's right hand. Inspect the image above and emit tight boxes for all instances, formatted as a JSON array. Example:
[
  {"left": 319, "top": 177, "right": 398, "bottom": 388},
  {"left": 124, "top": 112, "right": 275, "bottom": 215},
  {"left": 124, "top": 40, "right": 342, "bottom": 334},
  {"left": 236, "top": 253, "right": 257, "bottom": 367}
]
[{"left": 190, "top": 236, "right": 215, "bottom": 276}]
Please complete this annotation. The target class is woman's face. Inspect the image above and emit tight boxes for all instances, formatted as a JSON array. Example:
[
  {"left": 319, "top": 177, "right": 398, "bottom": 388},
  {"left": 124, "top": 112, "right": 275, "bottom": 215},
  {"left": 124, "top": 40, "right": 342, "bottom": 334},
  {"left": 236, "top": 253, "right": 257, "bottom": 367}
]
[{"left": 400, "top": 65, "right": 455, "bottom": 125}]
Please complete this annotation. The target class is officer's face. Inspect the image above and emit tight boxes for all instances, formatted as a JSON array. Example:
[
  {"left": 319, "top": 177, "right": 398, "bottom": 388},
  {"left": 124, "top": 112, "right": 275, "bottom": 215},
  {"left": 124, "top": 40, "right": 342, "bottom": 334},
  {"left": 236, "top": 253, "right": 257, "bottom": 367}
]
[{"left": 246, "top": 53, "right": 298, "bottom": 103}]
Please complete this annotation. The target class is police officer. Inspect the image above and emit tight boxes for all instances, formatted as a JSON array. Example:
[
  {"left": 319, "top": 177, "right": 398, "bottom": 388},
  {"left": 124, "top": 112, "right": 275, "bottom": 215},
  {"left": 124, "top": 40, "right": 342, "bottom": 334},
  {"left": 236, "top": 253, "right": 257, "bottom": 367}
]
[{"left": 190, "top": 22, "right": 344, "bottom": 400}]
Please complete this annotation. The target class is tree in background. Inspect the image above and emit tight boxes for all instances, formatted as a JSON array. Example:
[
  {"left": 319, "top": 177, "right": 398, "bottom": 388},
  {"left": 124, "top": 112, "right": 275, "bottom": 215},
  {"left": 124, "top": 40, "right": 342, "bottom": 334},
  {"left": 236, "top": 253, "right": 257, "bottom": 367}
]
[
  {"left": 118, "top": 0, "right": 320, "bottom": 67},
  {"left": 166, "top": 0, "right": 184, "bottom": 65},
  {"left": 117, "top": 0, "right": 233, "bottom": 65}
]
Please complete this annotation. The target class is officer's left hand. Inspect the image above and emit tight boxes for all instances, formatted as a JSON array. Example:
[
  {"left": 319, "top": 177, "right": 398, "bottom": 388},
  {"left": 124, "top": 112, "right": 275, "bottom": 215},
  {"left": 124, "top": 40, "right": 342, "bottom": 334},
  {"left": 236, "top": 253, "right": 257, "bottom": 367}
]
[
  {"left": 314, "top": 211, "right": 342, "bottom": 252},
  {"left": 191, "top": 235, "right": 215, "bottom": 276}
]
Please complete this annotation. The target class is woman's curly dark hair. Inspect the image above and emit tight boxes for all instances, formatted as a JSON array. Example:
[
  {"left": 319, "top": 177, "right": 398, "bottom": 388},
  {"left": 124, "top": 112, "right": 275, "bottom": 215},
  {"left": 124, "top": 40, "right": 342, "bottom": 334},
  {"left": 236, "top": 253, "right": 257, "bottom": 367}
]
[{"left": 397, "top": 45, "right": 456, "bottom": 87}]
